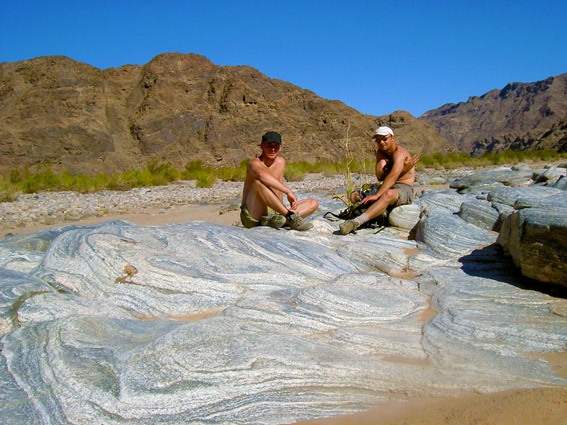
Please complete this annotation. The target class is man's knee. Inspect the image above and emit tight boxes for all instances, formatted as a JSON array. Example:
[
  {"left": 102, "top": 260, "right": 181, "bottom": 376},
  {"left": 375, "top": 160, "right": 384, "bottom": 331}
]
[
  {"left": 300, "top": 198, "right": 319, "bottom": 217},
  {"left": 309, "top": 198, "right": 319, "bottom": 211},
  {"left": 350, "top": 191, "right": 360, "bottom": 203},
  {"left": 384, "top": 189, "right": 399, "bottom": 205}
]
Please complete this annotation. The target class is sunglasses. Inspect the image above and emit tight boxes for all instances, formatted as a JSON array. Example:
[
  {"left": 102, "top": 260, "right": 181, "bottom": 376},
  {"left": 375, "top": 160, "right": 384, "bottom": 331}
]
[{"left": 374, "top": 135, "right": 391, "bottom": 142}]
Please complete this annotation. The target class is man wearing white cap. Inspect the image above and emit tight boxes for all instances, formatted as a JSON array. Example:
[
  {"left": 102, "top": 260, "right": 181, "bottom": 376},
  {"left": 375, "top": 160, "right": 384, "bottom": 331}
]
[{"left": 340, "top": 126, "right": 418, "bottom": 234}]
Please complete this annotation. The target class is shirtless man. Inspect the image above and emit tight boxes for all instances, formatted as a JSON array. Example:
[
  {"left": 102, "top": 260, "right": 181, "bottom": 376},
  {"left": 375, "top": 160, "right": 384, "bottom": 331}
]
[
  {"left": 340, "top": 126, "right": 418, "bottom": 234},
  {"left": 240, "top": 131, "right": 318, "bottom": 231}
]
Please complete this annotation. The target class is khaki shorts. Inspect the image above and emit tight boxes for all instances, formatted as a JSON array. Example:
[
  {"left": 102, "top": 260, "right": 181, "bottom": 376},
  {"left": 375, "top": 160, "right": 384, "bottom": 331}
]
[
  {"left": 391, "top": 183, "right": 414, "bottom": 207},
  {"left": 240, "top": 204, "right": 278, "bottom": 229}
]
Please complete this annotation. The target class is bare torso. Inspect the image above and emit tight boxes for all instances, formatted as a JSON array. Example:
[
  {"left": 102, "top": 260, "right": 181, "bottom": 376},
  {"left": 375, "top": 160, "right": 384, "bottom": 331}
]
[
  {"left": 241, "top": 156, "right": 285, "bottom": 206},
  {"left": 376, "top": 144, "right": 415, "bottom": 186}
]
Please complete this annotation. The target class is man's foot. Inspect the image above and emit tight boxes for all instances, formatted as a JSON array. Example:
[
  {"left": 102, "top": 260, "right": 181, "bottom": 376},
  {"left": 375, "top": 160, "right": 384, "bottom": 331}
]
[
  {"left": 339, "top": 219, "right": 358, "bottom": 235},
  {"left": 289, "top": 213, "right": 313, "bottom": 231},
  {"left": 260, "top": 214, "right": 287, "bottom": 229}
]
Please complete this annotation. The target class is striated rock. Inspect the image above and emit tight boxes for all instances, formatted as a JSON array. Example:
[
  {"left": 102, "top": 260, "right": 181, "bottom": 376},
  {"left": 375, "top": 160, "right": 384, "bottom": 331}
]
[
  {"left": 337, "top": 234, "right": 420, "bottom": 277},
  {"left": 388, "top": 203, "right": 421, "bottom": 230},
  {"left": 1, "top": 168, "right": 567, "bottom": 424},
  {"left": 0, "top": 268, "right": 53, "bottom": 335},
  {"left": 498, "top": 208, "right": 567, "bottom": 287},
  {"left": 533, "top": 166, "right": 567, "bottom": 186},
  {"left": 416, "top": 211, "right": 498, "bottom": 257},
  {"left": 551, "top": 175, "right": 567, "bottom": 190},
  {"left": 450, "top": 168, "right": 534, "bottom": 191},
  {"left": 458, "top": 199, "right": 501, "bottom": 231}
]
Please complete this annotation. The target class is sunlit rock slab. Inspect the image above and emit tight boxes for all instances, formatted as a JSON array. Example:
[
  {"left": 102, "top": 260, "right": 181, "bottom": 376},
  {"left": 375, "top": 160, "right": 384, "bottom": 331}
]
[
  {"left": 1, "top": 183, "right": 566, "bottom": 424},
  {"left": 419, "top": 262, "right": 567, "bottom": 383},
  {"left": 417, "top": 212, "right": 498, "bottom": 257},
  {"left": 0, "top": 268, "right": 54, "bottom": 335},
  {"left": 450, "top": 168, "right": 535, "bottom": 190},
  {"left": 30, "top": 220, "right": 356, "bottom": 318},
  {"left": 4, "top": 269, "right": 563, "bottom": 425},
  {"left": 337, "top": 234, "right": 421, "bottom": 277}
]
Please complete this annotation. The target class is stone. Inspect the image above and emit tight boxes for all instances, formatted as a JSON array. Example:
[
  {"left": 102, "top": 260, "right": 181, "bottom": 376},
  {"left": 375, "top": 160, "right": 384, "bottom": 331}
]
[
  {"left": 458, "top": 199, "right": 501, "bottom": 231},
  {"left": 487, "top": 186, "right": 563, "bottom": 207},
  {"left": 416, "top": 212, "right": 498, "bottom": 257},
  {"left": 1, "top": 172, "right": 567, "bottom": 424},
  {"left": 450, "top": 168, "right": 534, "bottom": 191},
  {"left": 498, "top": 208, "right": 567, "bottom": 287},
  {"left": 388, "top": 203, "right": 421, "bottom": 230},
  {"left": 533, "top": 166, "right": 567, "bottom": 186},
  {"left": 337, "top": 234, "right": 420, "bottom": 277},
  {"left": 550, "top": 175, "right": 567, "bottom": 190}
]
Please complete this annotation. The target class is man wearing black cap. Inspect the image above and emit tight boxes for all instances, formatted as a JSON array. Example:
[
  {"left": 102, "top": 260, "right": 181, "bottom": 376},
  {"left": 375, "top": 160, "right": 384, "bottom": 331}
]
[{"left": 240, "top": 131, "right": 318, "bottom": 231}]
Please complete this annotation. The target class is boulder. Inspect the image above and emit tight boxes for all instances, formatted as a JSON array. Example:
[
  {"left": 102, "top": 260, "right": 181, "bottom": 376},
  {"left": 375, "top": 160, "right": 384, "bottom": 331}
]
[
  {"left": 388, "top": 203, "right": 421, "bottom": 230},
  {"left": 458, "top": 199, "right": 501, "bottom": 231},
  {"left": 498, "top": 208, "right": 567, "bottom": 287},
  {"left": 450, "top": 168, "right": 534, "bottom": 191},
  {"left": 1, "top": 173, "right": 567, "bottom": 424},
  {"left": 416, "top": 212, "right": 498, "bottom": 257}
]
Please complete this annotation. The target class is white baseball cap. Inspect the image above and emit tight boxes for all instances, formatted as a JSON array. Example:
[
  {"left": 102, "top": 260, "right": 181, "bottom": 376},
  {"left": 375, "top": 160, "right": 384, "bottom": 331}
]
[{"left": 374, "top": 126, "right": 394, "bottom": 137}]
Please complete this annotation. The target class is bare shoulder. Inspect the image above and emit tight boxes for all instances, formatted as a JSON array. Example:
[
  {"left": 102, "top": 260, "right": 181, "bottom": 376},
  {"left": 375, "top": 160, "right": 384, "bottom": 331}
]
[
  {"left": 394, "top": 144, "right": 411, "bottom": 160},
  {"left": 247, "top": 156, "right": 261, "bottom": 169}
]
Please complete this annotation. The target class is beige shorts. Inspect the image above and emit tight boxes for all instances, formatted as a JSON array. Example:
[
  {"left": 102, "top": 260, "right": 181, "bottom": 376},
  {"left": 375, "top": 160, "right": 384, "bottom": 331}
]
[{"left": 391, "top": 183, "right": 414, "bottom": 207}]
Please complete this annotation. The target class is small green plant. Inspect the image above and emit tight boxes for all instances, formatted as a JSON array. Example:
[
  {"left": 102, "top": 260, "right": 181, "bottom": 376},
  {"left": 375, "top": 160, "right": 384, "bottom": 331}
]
[{"left": 1, "top": 149, "right": 565, "bottom": 200}]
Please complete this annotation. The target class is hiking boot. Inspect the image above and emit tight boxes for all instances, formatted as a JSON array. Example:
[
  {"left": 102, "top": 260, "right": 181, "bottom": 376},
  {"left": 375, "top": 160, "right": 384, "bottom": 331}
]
[
  {"left": 289, "top": 213, "right": 313, "bottom": 231},
  {"left": 260, "top": 214, "right": 287, "bottom": 229},
  {"left": 339, "top": 219, "right": 358, "bottom": 235}
]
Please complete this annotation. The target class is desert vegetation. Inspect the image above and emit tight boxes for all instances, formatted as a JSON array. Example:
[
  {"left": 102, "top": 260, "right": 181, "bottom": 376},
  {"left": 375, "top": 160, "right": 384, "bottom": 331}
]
[{"left": 0, "top": 150, "right": 565, "bottom": 202}]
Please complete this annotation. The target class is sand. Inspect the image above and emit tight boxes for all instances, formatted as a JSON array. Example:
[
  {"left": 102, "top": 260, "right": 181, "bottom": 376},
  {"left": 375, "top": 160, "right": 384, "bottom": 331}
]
[
  {"left": 3, "top": 202, "right": 567, "bottom": 424},
  {"left": 293, "top": 387, "right": 567, "bottom": 425},
  {"left": 0, "top": 202, "right": 241, "bottom": 239}
]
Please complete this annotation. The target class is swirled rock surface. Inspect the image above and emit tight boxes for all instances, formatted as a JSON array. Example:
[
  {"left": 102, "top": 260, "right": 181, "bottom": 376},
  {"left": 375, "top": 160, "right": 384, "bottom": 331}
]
[{"left": 1, "top": 166, "right": 566, "bottom": 424}]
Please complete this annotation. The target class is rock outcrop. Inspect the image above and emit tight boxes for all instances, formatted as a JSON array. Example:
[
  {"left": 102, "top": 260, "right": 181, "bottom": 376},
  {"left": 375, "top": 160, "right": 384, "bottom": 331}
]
[
  {"left": 0, "top": 54, "right": 454, "bottom": 176},
  {"left": 1, "top": 165, "right": 566, "bottom": 424},
  {"left": 420, "top": 73, "right": 567, "bottom": 155}
]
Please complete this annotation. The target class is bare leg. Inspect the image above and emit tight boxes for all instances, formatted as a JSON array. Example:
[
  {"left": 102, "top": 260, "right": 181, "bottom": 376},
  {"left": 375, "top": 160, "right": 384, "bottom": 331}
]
[
  {"left": 350, "top": 191, "right": 360, "bottom": 204},
  {"left": 294, "top": 198, "right": 319, "bottom": 218},
  {"left": 245, "top": 179, "right": 289, "bottom": 220},
  {"left": 362, "top": 189, "right": 399, "bottom": 221}
]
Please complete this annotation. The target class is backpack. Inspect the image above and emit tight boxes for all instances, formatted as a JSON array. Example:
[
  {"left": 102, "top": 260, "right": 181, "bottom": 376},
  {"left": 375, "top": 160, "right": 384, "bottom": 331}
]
[{"left": 324, "top": 184, "right": 389, "bottom": 229}]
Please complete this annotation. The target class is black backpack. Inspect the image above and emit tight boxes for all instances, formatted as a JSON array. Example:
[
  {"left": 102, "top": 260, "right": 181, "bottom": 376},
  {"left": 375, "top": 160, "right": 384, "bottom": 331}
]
[{"left": 324, "top": 184, "right": 389, "bottom": 229}]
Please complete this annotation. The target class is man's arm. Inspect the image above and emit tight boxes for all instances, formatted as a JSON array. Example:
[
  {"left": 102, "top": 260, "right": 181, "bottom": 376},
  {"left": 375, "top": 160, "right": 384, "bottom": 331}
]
[
  {"left": 247, "top": 158, "right": 298, "bottom": 209},
  {"left": 360, "top": 151, "right": 407, "bottom": 205}
]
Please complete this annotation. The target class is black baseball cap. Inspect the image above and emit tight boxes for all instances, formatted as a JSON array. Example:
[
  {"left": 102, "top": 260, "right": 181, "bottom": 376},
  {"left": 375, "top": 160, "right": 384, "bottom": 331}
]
[{"left": 261, "top": 131, "right": 282, "bottom": 144}]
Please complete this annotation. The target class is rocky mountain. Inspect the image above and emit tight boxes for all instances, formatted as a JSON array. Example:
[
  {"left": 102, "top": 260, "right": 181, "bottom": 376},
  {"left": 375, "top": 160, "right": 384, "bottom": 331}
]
[
  {"left": 0, "top": 54, "right": 454, "bottom": 176},
  {"left": 420, "top": 73, "right": 567, "bottom": 156}
]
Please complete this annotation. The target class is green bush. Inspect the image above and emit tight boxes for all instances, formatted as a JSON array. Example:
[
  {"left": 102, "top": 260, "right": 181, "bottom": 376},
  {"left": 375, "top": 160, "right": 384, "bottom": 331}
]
[
  {"left": 196, "top": 172, "right": 217, "bottom": 188},
  {"left": 1, "top": 149, "right": 565, "bottom": 199}
]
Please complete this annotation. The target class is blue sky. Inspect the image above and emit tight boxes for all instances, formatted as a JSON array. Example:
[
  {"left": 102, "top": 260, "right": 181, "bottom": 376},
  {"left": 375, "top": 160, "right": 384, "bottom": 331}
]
[{"left": 2, "top": 0, "right": 566, "bottom": 117}]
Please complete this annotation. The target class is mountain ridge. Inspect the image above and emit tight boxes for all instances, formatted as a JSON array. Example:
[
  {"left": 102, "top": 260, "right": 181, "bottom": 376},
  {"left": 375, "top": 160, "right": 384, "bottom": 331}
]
[
  {"left": 420, "top": 73, "right": 567, "bottom": 155},
  {"left": 0, "top": 53, "right": 455, "bottom": 176}
]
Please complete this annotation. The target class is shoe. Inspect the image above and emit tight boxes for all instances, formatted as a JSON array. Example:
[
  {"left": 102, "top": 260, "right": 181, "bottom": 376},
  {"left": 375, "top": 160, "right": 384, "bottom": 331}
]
[
  {"left": 339, "top": 219, "right": 358, "bottom": 235},
  {"left": 260, "top": 214, "right": 287, "bottom": 229},
  {"left": 289, "top": 213, "right": 313, "bottom": 231}
]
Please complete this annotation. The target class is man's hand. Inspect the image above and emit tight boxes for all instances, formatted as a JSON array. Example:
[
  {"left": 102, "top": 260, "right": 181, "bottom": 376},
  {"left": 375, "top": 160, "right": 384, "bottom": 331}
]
[
  {"left": 286, "top": 191, "right": 298, "bottom": 210},
  {"left": 403, "top": 155, "right": 419, "bottom": 173},
  {"left": 359, "top": 193, "right": 379, "bottom": 205}
]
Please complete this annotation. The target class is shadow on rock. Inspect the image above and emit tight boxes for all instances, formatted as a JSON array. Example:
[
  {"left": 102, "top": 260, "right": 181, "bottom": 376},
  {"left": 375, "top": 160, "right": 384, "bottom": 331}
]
[{"left": 458, "top": 243, "right": 567, "bottom": 299}]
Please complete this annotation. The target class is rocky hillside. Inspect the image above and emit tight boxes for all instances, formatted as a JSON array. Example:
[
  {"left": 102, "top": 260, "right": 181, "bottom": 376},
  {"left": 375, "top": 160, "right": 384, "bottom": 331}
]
[
  {"left": 420, "top": 73, "right": 567, "bottom": 156},
  {"left": 0, "top": 54, "right": 454, "bottom": 176}
]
